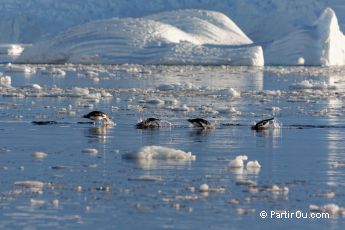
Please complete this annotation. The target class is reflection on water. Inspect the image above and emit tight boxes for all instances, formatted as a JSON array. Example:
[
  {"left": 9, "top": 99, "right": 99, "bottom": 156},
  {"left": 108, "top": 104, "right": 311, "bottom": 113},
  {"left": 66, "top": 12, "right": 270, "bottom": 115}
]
[
  {"left": 84, "top": 126, "right": 113, "bottom": 143},
  {"left": 130, "top": 158, "right": 194, "bottom": 170}
]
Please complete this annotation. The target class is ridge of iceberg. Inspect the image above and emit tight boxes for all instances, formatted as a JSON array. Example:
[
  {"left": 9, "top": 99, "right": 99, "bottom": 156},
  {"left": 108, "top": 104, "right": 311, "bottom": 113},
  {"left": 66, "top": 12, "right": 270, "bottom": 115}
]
[
  {"left": 16, "top": 9, "right": 264, "bottom": 66},
  {"left": 265, "top": 8, "right": 345, "bottom": 66}
]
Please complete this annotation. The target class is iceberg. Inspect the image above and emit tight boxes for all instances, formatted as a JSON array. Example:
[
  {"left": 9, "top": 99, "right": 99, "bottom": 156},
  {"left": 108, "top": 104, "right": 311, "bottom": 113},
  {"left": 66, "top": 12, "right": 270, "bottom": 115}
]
[
  {"left": 265, "top": 8, "right": 345, "bottom": 66},
  {"left": 16, "top": 9, "right": 264, "bottom": 66}
]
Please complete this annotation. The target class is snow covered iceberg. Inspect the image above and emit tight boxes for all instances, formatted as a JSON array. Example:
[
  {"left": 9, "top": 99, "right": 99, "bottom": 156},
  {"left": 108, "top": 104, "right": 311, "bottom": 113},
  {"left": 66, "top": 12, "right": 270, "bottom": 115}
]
[
  {"left": 265, "top": 8, "right": 345, "bottom": 66},
  {"left": 17, "top": 9, "right": 264, "bottom": 66}
]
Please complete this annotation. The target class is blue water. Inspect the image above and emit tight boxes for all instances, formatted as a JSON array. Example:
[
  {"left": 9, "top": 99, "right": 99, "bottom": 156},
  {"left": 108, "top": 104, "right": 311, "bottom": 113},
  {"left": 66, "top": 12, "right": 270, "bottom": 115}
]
[{"left": 1, "top": 65, "right": 345, "bottom": 229}]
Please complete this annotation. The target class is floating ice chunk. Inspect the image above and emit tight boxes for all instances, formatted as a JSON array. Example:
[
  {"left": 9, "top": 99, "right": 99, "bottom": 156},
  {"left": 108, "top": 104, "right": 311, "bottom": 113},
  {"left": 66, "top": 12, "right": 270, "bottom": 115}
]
[
  {"left": 290, "top": 80, "right": 336, "bottom": 90},
  {"left": 236, "top": 208, "right": 255, "bottom": 215},
  {"left": 100, "top": 90, "right": 112, "bottom": 97},
  {"left": 175, "top": 195, "right": 199, "bottom": 201},
  {"left": 52, "top": 199, "right": 59, "bottom": 208},
  {"left": 14, "top": 181, "right": 45, "bottom": 188},
  {"left": 331, "top": 161, "right": 345, "bottom": 169},
  {"left": 75, "top": 186, "right": 83, "bottom": 192},
  {"left": 86, "top": 71, "right": 99, "bottom": 77},
  {"left": 323, "top": 192, "right": 336, "bottom": 199},
  {"left": 71, "top": 87, "right": 89, "bottom": 96},
  {"left": 123, "top": 145, "right": 196, "bottom": 161},
  {"left": 6, "top": 63, "right": 36, "bottom": 74},
  {"left": 32, "top": 152, "right": 48, "bottom": 159},
  {"left": 323, "top": 204, "right": 340, "bottom": 215},
  {"left": 0, "top": 44, "right": 24, "bottom": 56},
  {"left": 164, "top": 99, "right": 178, "bottom": 106},
  {"left": 82, "top": 148, "right": 98, "bottom": 156},
  {"left": 229, "top": 155, "right": 248, "bottom": 168},
  {"left": 246, "top": 160, "right": 261, "bottom": 169},
  {"left": 217, "top": 88, "right": 240, "bottom": 98},
  {"left": 0, "top": 75, "right": 11, "bottom": 86},
  {"left": 172, "top": 104, "right": 192, "bottom": 112},
  {"left": 30, "top": 199, "right": 46, "bottom": 206},
  {"left": 23, "top": 84, "right": 42, "bottom": 90},
  {"left": 208, "top": 187, "right": 226, "bottom": 193},
  {"left": 199, "top": 184, "right": 209, "bottom": 192},
  {"left": 217, "top": 106, "right": 240, "bottom": 115},
  {"left": 268, "top": 184, "right": 289, "bottom": 193},
  {"left": 157, "top": 83, "right": 178, "bottom": 91},
  {"left": 51, "top": 68, "right": 66, "bottom": 76},
  {"left": 228, "top": 198, "right": 240, "bottom": 205},
  {"left": 310, "top": 204, "right": 343, "bottom": 216},
  {"left": 297, "top": 57, "right": 305, "bottom": 65},
  {"left": 128, "top": 176, "right": 162, "bottom": 182}
]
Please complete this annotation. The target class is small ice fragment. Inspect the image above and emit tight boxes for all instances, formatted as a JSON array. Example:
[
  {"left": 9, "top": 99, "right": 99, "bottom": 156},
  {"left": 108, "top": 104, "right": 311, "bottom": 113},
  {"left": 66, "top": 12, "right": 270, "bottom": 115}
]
[
  {"left": 32, "top": 152, "right": 48, "bottom": 159},
  {"left": 6, "top": 63, "right": 36, "bottom": 74},
  {"left": 31, "top": 84, "right": 42, "bottom": 90},
  {"left": 51, "top": 68, "right": 66, "bottom": 76},
  {"left": 209, "top": 187, "right": 226, "bottom": 193},
  {"left": 297, "top": 57, "right": 305, "bottom": 65},
  {"left": 30, "top": 199, "right": 46, "bottom": 206},
  {"left": 0, "top": 75, "right": 11, "bottom": 86},
  {"left": 175, "top": 195, "right": 199, "bottom": 201},
  {"left": 309, "top": 204, "right": 320, "bottom": 212},
  {"left": 229, "top": 155, "right": 248, "bottom": 168},
  {"left": 164, "top": 99, "right": 178, "bottom": 106},
  {"left": 82, "top": 148, "right": 98, "bottom": 155},
  {"left": 228, "top": 198, "right": 240, "bottom": 205},
  {"left": 72, "top": 87, "right": 89, "bottom": 96},
  {"left": 7, "top": 44, "right": 24, "bottom": 56},
  {"left": 76, "top": 186, "right": 83, "bottom": 192},
  {"left": 128, "top": 176, "right": 162, "bottom": 182},
  {"left": 271, "top": 184, "right": 280, "bottom": 192},
  {"left": 173, "top": 203, "right": 180, "bottom": 210},
  {"left": 246, "top": 160, "right": 261, "bottom": 169},
  {"left": 199, "top": 184, "right": 209, "bottom": 192},
  {"left": 323, "top": 204, "right": 340, "bottom": 215},
  {"left": 123, "top": 146, "right": 196, "bottom": 161},
  {"left": 188, "top": 187, "right": 196, "bottom": 192},
  {"left": 268, "top": 184, "right": 289, "bottom": 193},
  {"left": 14, "top": 181, "right": 45, "bottom": 188},
  {"left": 157, "top": 83, "right": 176, "bottom": 91},
  {"left": 236, "top": 208, "right": 255, "bottom": 215},
  {"left": 172, "top": 104, "right": 192, "bottom": 112},
  {"left": 323, "top": 192, "right": 336, "bottom": 199},
  {"left": 86, "top": 71, "right": 99, "bottom": 77},
  {"left": 217, "top": 88, "right": 240, "bottom": 98},
  {"left": 52, "top": 199, "right": 59, "bottom": 208}
]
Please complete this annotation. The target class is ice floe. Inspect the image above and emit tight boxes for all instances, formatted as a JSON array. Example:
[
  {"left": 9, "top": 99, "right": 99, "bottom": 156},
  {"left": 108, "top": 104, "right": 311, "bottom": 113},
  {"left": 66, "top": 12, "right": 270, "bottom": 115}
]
[
  {"left": 14, "top": 181, "right": 45, "bottom": 188},
  {"left": 123, "top": 145, "right": 196, "bottom": 161},
  {"left": 32, "top": 151, "right": 48, "bottom": 159},
  {"left": 290, "top": 80, "right": 336, "bottom": 90},
  {"left": 229, "top": 155, "right": 248, "bottom": 168},
  {"left": 309, "top": 203, "right": 345, "bottom": 216},
  {"left": 0, "top": 75, "right": 11, "bottom": 86}
]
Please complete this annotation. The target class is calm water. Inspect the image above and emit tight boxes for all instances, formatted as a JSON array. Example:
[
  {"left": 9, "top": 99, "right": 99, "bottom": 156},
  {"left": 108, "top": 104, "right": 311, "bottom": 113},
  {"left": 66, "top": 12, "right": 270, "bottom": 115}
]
[{"left": 1, "top": 64, "right": 345, "bottom": 229}]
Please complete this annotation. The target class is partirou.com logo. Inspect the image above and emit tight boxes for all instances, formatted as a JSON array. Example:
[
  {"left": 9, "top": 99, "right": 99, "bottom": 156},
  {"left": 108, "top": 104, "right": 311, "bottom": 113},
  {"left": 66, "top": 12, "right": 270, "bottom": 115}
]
[{"left": 260, "top": 210, "right": 330, "bottom": 219}]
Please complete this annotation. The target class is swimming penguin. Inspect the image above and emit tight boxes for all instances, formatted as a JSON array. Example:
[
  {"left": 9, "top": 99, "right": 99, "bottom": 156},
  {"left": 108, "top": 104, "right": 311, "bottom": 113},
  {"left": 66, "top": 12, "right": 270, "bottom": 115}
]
[
  {"left": 251, "top": 118, "right": 274, "bottom": 130},
  {"left": 82, "top": 111, "right": 113, "bottom": 125},
  {"left": 136, "top": 118, "right": 161, "bottom": 129},
  {"left": 187, "top": 118, "right": 213, "bottom": 129}
]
